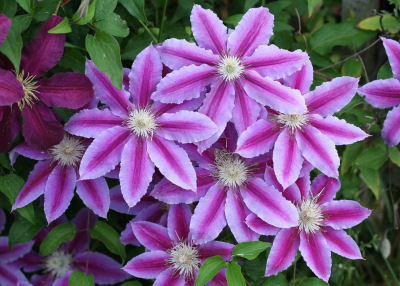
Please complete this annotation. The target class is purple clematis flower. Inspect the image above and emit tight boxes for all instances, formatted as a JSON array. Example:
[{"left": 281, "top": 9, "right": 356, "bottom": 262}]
[
  {"left": 11, "top": 134, "right": 111, "bottom": 223},
  {"left": 153, "top": 5, "right": 309, "bottom": 151},
  {"left": 0, "top": 16, "right": 93, "bottom": 152},
  {"left": 236, "top": 62, "right": 368, "bottom": 188},
  {"left": 123, "top": 203, "right": 234, "bottom": 286},
  {"left": 65, "top": 45, "right": 218, "bottom": 208},
  {"left": 358, "top": 37, "right": 400, "bottom": 146},
  {"left": 0, "top": 14, "right": 10, "bottom": 47}
]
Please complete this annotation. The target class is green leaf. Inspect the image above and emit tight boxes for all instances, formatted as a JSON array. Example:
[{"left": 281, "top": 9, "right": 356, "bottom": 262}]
[
  {"left": 39, "top": 222, "right": 77, "bottom": 256},
  {"left": 73, "top": 0, "right": 97, "bottom": 25},
  {"left": 244, "top": 0, "right": 259, "bottom": 12},
  {"left": 121, "top": 281, "right": 143, "bottom": 286},
  {"left": 341, "top": 58, "right": 362, "bottom": 77},
  {"left": 94, "top": 13, "right": 129, "bottom": 37},
  {"left": 360, "top": 167, "right": 380, "bottom": 199},
  {"left": 0, "top": 0, "right": 17, "bottom": 17},
  {"left": 226, "top": 262, "right": 246, "bottom": 286},
  {"left": 377, "top": 62, "right": 393, "bottom": 79},
  {"left": 69, "top": 270, "right": 95, "bottom": 286},
  {"left": 261, "top": 273, "right": 288, "bottom": 285},
  {"left": 119, "top": 0, "right": 147, "bottom": 22},
  {"left": 34, "top": 0, "right": 59, "bottom": 21},
  {"left": 298, "top": 277, "right": 329, "bottom": 286},
  {"left": 95, "top": 0, "right": 117, "bottom": 20},
  {"left": 0, "top": 153, "right": 12, "bottom": 171},
  {"left": 90, "top": 221, "right": 126, "bottom": 261},
  {"left": 232, "top": 241, "right": 271, "bottom": 260},
  {"left": 224, "top": 14, "right": 243, "bottom": 27},
  {"left": 85, "top": 31, "right": 123, "bottom": 89},
  {"left": 308, "top": 0, "right": 322, "bottom": 16},
  {"left": 341, "top": 142, "right": 364, "bottom": 174},
  {"left": 9, "top": 216, "right": 44, "bottom": 248},
  {"left": 122, "top": 32, "right": 152, "bottom": 60},
  {"left": 357, "top": 15, "right": 400, "bottom": 32},
  {"left": 389, "top": 147, "right": 400, "bottom": 167},
  {"left": 48, "top": 17, "right": 72, "bottom": 34},
  {"left": 194, "top": 256, "right": 226, "bottom": 286},
  {"left": 16, "top": 0, "right": 34, "bottom": 14},
  {"left": 356, "top": 146, "right": 388, "bottom": 170}
]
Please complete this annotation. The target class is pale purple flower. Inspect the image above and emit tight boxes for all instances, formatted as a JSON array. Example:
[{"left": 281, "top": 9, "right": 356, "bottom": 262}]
[
  {"left": 358, "top": 37, "right": 400, "bottom": 146},
  {"left": 236, "top": 62, "right": 368, "bottom": 188},
  {"left": 123, "top": 204, "right": 234, "bottom": 286},
  {"left": 0, "top": 14, "right": 10, "bottom": 47},
  {"left": 153, "top": 5, "right": 309, "bottom": 151},
  {"left": 65, "top": 45, "right": 218, "bottom": 208}
]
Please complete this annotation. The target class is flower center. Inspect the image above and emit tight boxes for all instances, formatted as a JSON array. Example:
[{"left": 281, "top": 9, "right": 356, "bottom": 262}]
[
  {"left": 167, "top": 242, "right": 200, "bottom": 280},
  {"left": 217, "top": 55, "right": 244, "bottom": 82},
  {"left": 126, "top": 108, "right": 158, "bottom": 139},
  {"left": 276, "top": 113, "right": 308, "bottom": 132},
  {"left": 16, "top": 71, "right": 39, "bottom": 110},
  {"left": 44, "top": 250, "right": 73, "bottom": 278},
  {"left": 212, "top": 150, "right": 249, "bottom": 188},
  {"left": 49, "top": 135, "right": 85, "bottom": 167},
  {"left": 297, "top": 196, "right": 324, "bottom": 234}
]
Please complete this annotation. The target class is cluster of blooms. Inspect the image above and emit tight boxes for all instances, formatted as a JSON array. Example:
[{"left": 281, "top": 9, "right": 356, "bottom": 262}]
[{"left": 2, "top": 3, "right": 400, "bottom": 285}]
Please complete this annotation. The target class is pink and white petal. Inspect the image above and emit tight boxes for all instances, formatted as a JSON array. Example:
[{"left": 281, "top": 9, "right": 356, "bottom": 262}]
[
  {"left": 0, "top": 68, "right": 24, "bottom": 106},
  {"left": 265, "top": 228, "right": 299, "bottom": 276},
  {"left": 273, "top": 128, "right": 303, "bottom": 189},
  {"left": 9, "top": 142, "right": 50, "bottom": 166},
  {"left": 167, "top": 204, "right": 192, "bottom": 242},
  {"left": 310, "top": 174, "right": 340, "bottom": 204},
  {"left": 152, "top": 64, "right": 215, "bottom": 104},
  {"left": 154, "top": 269, "right": 185, "bottom": 286},
  {"left": 299, "top": 231, "right": 331, "bottom": 282},
  {"left": 13, "top": 161, "right": 54, "bottom": 210},
  {"left": 263, "top": 166, "right": 283, "bottom": 192},
  {"left": 208, "top": 270, "right": 227, "bottom": 286},
  {"left": 123, "top": 251, "right": 169, "bottom": 278},
  {"left": 296, "top": 173, "right": 311, "bottom": 200},
  {"left": 0, "top": 106, "right": 20, "bottom": 153},
  {"left": 282, "top": 184, "right": 302, "bottom": 205},
  {"left": 158, "top": 39, "right": 219, "bottom": 70},
  {"left": 147, "top": 135, "right": 196, "bottom": 191},
  {"left": 241, "top": 178, "right": 299, "bottom": 228},
  {"left": 131, "top": 221, "right": 173, "bottom": 251},
  {"left": 65, "top": 108, "right": 123, "bottom": 138},
  {"left": 321, "top": 227, "right": 363, "bottom": 259},
  {"left": 0, "top": 237, "right": 33, "bottom": 262},
  {"left": 283, "top": 60, "right": 313, "bottom": 94},
  {"left": 305, "top": 76, "right": 359, "bottom": 116},
  {"left": 190, "top": 184, "right": 227, "bottom": 244},
  {"left": 44, "top": 165, "right": 76, "bottom": 223},
  {"left": 52, "top": 271, "right": 72, "bottom": 286},
  {"left": 79, "top": 126, "right": 131, "bottom": 180},
  {"left": 85, "top": 60, "right": 131, "bottom": 118},
  {"left": 227, "top": 7, "right": 273, "bottom": 57},
  {"left": 245, "top": 213, "right": 279, "bottom": 236},
  {"left": 0, "top": 263, "right": 30, "bottom": 286},
  {"left": 225, "top": 191, "right": 259, "bottom": 242},
  {"left": 0, "top": 14, "right": 10, "bottom": 47},
  {"left": 129, "top": 45, "right": 162, "bottom": 107},
  {"left": 76, "top": 177, "right": 110, "bottom": 218},
  {"left": 198, "top": 241, "right": 234, "bottom": 260},
  {"left": 323, "top": 200, "right": 371, "bottom": 229},
  {"left": 382, "top": 105, "right": 400, "bottom": 146},
  {"left": 382, "top": 37, "right": 400, "bottom": 80},
  {"left": 121, "top": 220, "right": 140, "bottom": 246},
  {"left": 120, "top": 136, "right": 154, "bottom": 207},
  {"left": 109, "top": 186, "right": 135, "bottom": 215},
  {"left": 243, "top": 70, "right": 306, "bottom": 114},
  {"left": 153, "top": 93, "right": 205, "bottom": 114},
  {"left": 190, "top": 4, "right": 227, "bottom": 54},
  {"left": 359, "top": 78, "right": 400, "bottom": 108},
  {"left": 295, "top": 126, "right": 340, "bottom": 178},
  {"left": 244, "top": 45, "right": 309, "bottom": 79}
]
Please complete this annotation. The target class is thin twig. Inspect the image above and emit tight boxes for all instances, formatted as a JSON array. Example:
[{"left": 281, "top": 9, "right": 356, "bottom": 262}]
[
  {"left": 314, "top": 71, "right": 332, "bottom": 80},
  {"left": 158, "top": 0, "right": 168, "bottom": 42},
  {"left": 54, "top": 0, "right": 63, "bottom": 14},
  {"left": 352, "top": 42, "right": 369, "bottom": 82},
  {"left": 292, "top": 259, "right": 297, "bottom": 286},
  {"left": 295, "top": 8, "right": 308, "bottom": 52},
  {"left": 138, "top": 19, "right": 158, "bottom": 43}
]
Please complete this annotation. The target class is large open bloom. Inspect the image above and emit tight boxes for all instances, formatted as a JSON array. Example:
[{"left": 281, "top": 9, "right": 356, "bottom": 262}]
[
  {"left": 154, "top": 5, "right": 309, "bottom": 151},
  {"left": 358, "top": 37, "right": 400, "bottom": 146},
  {"left": 236, "top": 62, "right": 368, "bottom": 188},
  {"left": 123, "top": 204, "right": 234, "bottom": 286},
  {"left": 66, "top": 45, "right": 218, "bottom": 208}
]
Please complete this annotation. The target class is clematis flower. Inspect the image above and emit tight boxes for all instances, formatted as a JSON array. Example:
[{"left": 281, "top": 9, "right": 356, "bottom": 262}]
[
  {"left": 153, "top": 5, "right": 309, "bottom": 151},
  {"left": 358, "top": 37, "right": 400, "bottom": 146},
  {"left": 0, "top": 16, "right": 93, "bottom": 152},
  {"left": 236, "top": 62, "right": 368, "bottom": 188},
  {"left": 259, "top": 169, "right": 371, "bottom": 282},
  {"left": 65, "top": 45, "right": 218, "bottom": 208},
  {"left": 0, "top": 14, "right": 10, "bottom": 47},
  {"left": 11, "top": 133, "right": 111, "bottom": 223},
  {"left": 123, "top": 204, "right": 234, "bottom": 285}
]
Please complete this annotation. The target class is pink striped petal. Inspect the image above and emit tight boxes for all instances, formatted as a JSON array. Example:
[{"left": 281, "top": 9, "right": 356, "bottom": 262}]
[
  {"left": 85, "top": 60, "right": 131, "bottom": 118},
  {"left": 0, "top": 14, "right": 10, "bottom": 47},
  {"left": 265, "top": 228, "right": 299, "bottom": 276},
  {"left": 153, "top": 94, "right": 205, "bottom": 114},
  {"left": 198, "top": 241, "right": 234, "bottom": 260},
  {"left": 305, "top": 76, "right": 359, "bottom": 116},
  {"left": 358, "top": 78, "right": 400, "bottom": 108},
  {"left": 245, "top": 213, "right": 279, "bottom": 236},
  {"left": 299, "top": 231, "right": 331, "bottom": 282},
  {"left": 0, "top": 263, "right": 30, "bottom": 286},
  {"left": 0, "top": 68, "right": 24, "bottom": 106},
  {"left": 79, "top": 126, "right": 131, "bottom": 180},
  {"left": 0, "top": 106, "right": 20, "bottom": 153},
  {"left": 241, "top": 178, "right": 299, "bottom": 228},
  {"left": 167, "top": 204, "right": 192, "bottom": 242},
  {"left": 65, "top": 209, "right": 97, "bottom": 254},
  {"left": 0, "top": 237, "right": 33, "bottom": 262},
  {"left": 295, "top": 126, "right": 340, "bottom": 178},
  {"left": 190, "top": 184, "right": 227, "bottom": 244},
  {"left": 209, "top": 270, "right": 227, "bottom": 286},
  {"left": 109, "top": 186, "right": 135, "bottom": 215},
  {"left": 147, "top": 135, "right": 196, "bottom": 191},
  {"left": 158, "top": 39, "right": 218, "bottom": 70},
  {"left": 65, "top": 108, "right": 123, "bottom": 138},
  {"left": 121, "top": 219, "right": 139, "bottom": 245},
  {"left": 382, "top": 37, "right": 400, "bottom": 80},
  {"left": 310, "top": 174, "right": 340, "bottom": 204},
  {"left": 282, "top": 184, "right": 302, "bottom": 205},
  {"left": 129, "top": 45, "right": 162, "bottom": 107},
  {"left": 123, "top": 251, "right": 169, "bottom": 278},
  {"left": 154, "top": 269, "right": 185, "bottom": 286},
  {"left": 227, "top": 7, "right": 273, "bottom": 57},
  {"left": 120, "top": 136, "right": 154, "bottom": 207},
  {"left": 273, "top": 128, "right": 303, "bottom": 189},
  {"left": 236, "top": 119, "right": 280, "bottom": 158},
  {"left": 13, "top": 161, "right": 54, "bottom": 210},
  {"left": 53, "top": 272, "right": 71, "bottom": 286},
  {"left": 243, "top": 70, "right": 306, "bottom": 114},
  {"left": 190, "top": 4, "right": 227, "bottom": 54},
  {"left": 263, "top": 166, "right": 283, "bottom": 192},
  {"left": 382, "top": 105, "right": 400, "bottom": 146},
  {"left": 322, "top": 227, "right": 362, "bottom": 259},
  {"left": 44, "top": 165, "right": 76, "bottom": 223},
  {"left": 152, "top": 64, "right": 215, "bottom": 104},
  {"left": 309, "top": 114, "right": 369, "bottom": 145},
  {"left": 76, "top": 177, "right": 110, "bottom": 218},
  {"left": 9, "top": 142, "right": 50, "bottom": 165},
  {"left": 323, "top": 200, "right": 371, "bottom": 229},
  {"left": 131, "top": 221, "right": 173, "bottom": 251},
  {"left": 297, "top": 174, "right": 311, "bottom": 200},
  {"left": 283, "top": 60, "right": 313, "bottom": 94}
]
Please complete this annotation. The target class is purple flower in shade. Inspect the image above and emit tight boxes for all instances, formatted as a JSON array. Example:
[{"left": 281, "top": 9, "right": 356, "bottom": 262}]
[
  {"left": 0, "top": 14, "right": 10, "bottom": 47},
  {"left": 123, "top": 204, "right": 234, "bottom": 285},
  {"left": 0, "top": 16, "right": 93, "bottom": 152},
  {"left": 153, "top": 5, "right": 309, "bottom": 151},
  {"left": 65, "top": 45, "right": 218, "bottom": 208},
  {"left": 358, "top": 37, "right": 400, "bottom": 146},
  {"left": 11, "top": 134, "right": 111, "bottom": 223},
  {"left": 236, "top": 61, "right": 368, "bottom": 188}
]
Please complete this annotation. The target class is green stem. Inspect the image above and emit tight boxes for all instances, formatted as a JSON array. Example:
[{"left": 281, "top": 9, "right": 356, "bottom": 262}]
[
  {"left": 158, "top": 0, "right": 168, "bottom": 42},
  {"left": 138, "top": 19, "right": 158, "bottom": 43}
]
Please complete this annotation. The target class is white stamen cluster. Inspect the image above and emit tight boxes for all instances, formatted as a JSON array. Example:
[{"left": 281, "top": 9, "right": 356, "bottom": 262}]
[
  {"left": 49, "top": 135, "right": 85, "bottom": 167},
  {"left": 44, "top": 250, "right": 73, "bottom": 278},
  {"left": 126, "top": 108, "right": 158, "bottom": 139},
  {"left": 217, "top": 55, "right": 244, "bottom": 82},
  {"left": 297, "top": 196, "right": 324, "bottom": 234},
  {"left": 212, "top": 150, "right": 249, "bottom": 188},
  {"left": 167, "top": 242, "right": 200, "bottom": 279},
  {"left": 16, "top": 70, "right": 39, "bottom": 110},
  {"left": 276, "top": 113, "right": 308, "bottom": 133}
]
